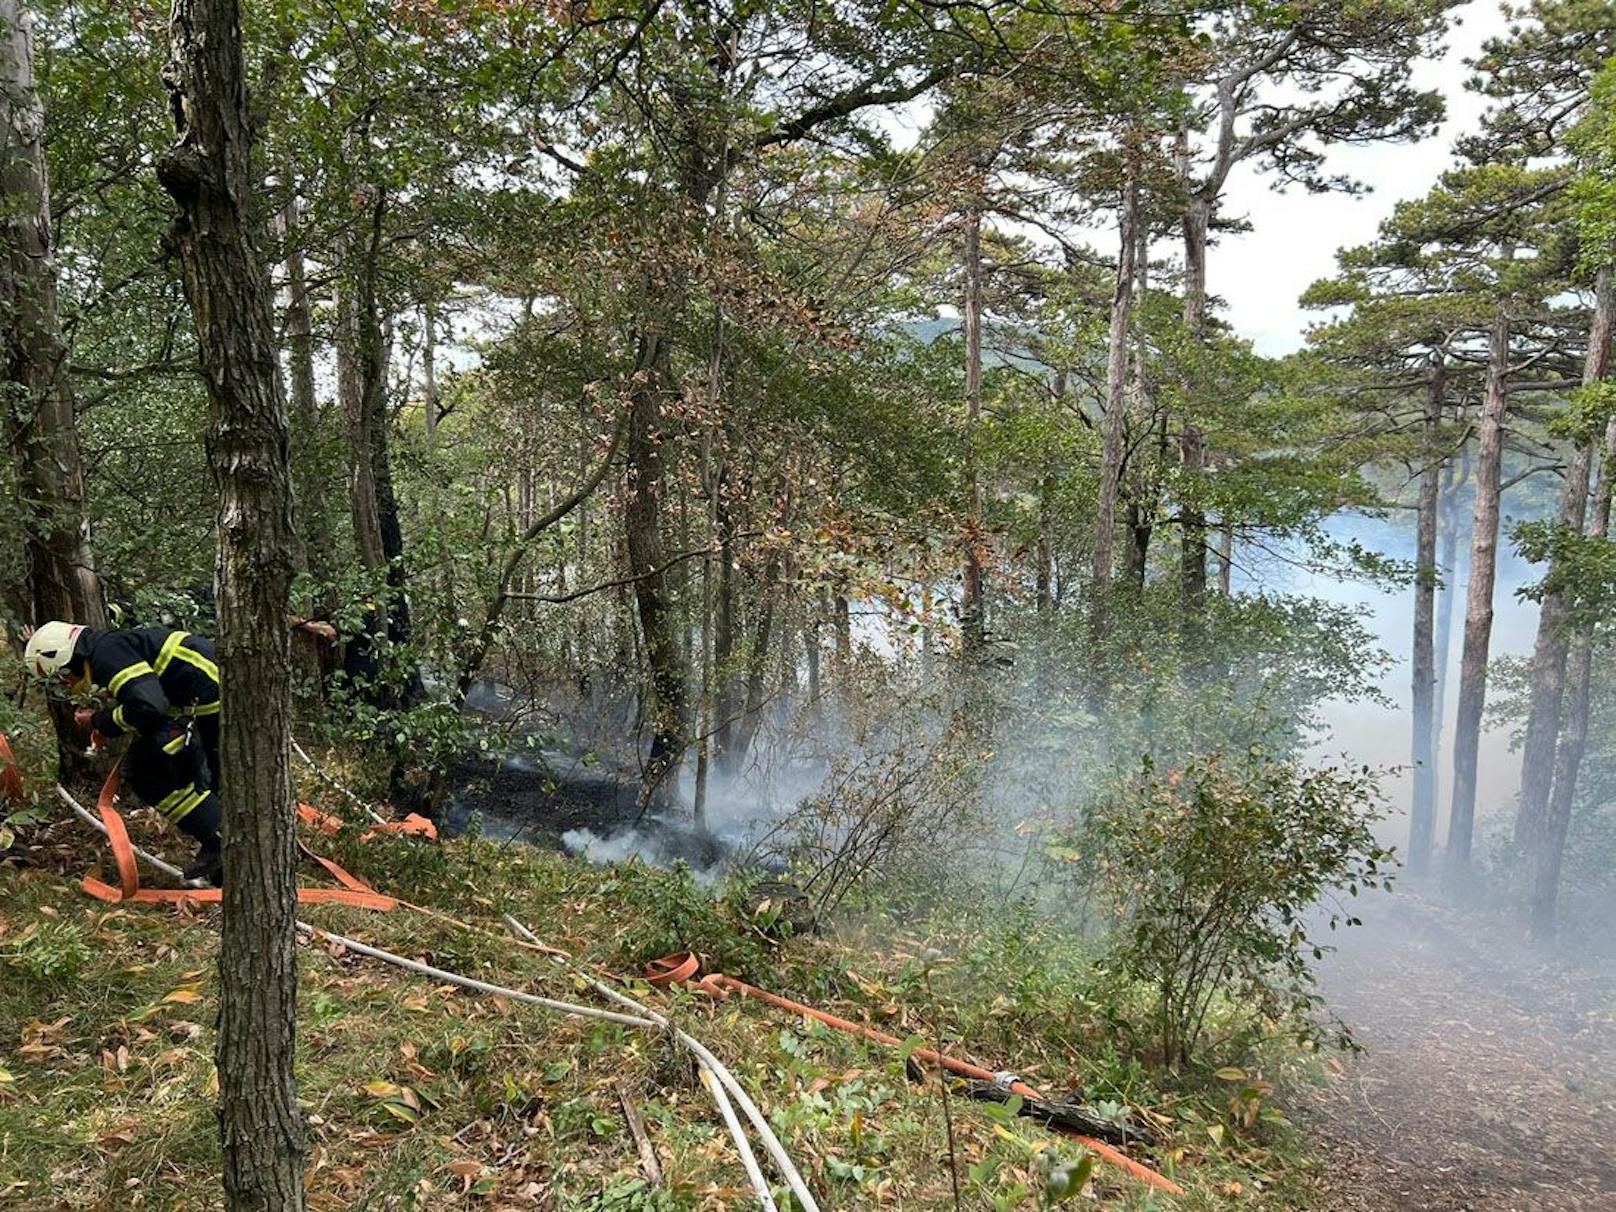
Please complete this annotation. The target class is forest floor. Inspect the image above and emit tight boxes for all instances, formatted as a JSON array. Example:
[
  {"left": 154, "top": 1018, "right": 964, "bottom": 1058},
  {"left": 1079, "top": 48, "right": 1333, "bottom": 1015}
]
[
  {"left": 1304, "top": 891, "right": 1616, "bottom": 1212},
  {"left": 7, "top": 761, "right": 1291, "bottom": 1211}
]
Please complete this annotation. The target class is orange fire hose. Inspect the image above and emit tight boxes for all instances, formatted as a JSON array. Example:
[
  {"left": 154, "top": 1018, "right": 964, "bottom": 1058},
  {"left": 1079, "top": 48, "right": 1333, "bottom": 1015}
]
[
  {"left": 0, "top": 733, "right": 24, "bottom": 804},
  {"left": 647, "top": 952, "right": 1184, "bottom": 1197},
  {"left": 79, "top": 764, "right": 398, "bottom": 911}
]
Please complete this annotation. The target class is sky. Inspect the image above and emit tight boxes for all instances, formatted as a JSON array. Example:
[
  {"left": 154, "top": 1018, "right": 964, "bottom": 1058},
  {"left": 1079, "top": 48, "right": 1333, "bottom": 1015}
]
[{"left": 1215, "top": 0, "right": 1517, "bottom": 355}]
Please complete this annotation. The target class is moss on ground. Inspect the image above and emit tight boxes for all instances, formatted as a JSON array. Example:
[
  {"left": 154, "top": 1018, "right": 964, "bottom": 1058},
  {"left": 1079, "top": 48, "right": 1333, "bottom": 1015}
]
[{"left": 0, "top": 790, "right": 1336, "bottom": 1210}]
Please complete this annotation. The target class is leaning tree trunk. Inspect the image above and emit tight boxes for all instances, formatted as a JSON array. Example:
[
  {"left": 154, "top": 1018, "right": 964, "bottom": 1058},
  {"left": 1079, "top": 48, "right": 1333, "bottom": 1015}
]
[
  {"left": 1408, "top": 354, "right": 1447, "bottom": 875},
  {"left": 1514, "top": 266, "right": 1613, "bottom": 851},
  {"left": 0, "top": 0, "right": 107, "bottom": 775},
  {"left": 1447, "top": 314, "right": 1511, "bottom": 868},
  {"left": 1089, "top": 165, "right": 1138, "bottom": 645},
  {"left": 158, "top": 0, "right": 305, "bottom": 1206},
  {"left": 1531, "top": 405, "right": 1616, "bottom": 936}
]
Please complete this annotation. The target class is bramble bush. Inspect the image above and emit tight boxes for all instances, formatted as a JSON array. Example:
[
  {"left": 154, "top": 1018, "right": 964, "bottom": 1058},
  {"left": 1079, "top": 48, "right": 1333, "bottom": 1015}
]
[{"left": 1092, "top": 752, "right": 1394, "bottom": 1068}]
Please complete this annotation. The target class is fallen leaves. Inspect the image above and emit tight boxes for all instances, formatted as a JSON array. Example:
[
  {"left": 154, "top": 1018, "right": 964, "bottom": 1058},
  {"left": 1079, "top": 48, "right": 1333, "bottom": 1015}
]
[{"left": 363, "top": 1078, "right": 429, "bottom": 1124}]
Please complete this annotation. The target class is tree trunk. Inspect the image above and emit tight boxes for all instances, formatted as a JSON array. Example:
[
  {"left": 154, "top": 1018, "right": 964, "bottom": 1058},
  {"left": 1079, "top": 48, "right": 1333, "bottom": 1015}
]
[
  {"left": 422, "top": 300, "right": 438, "bottom": 443},
  {"left": 1179, "top": 195, "right": 1212, "bottom": 635},
  {"left": 834, "top": 593, "right": 851, "bottom": 674},
  {"left": 278, "top": 192, "right": 327, "bottom": 584},
  {"left": 0, "top": 0, "right": 107, "bottom": 777},
  {"left": 624, "top": 324, "right": 687, "bottom": 808},
  {"left": 1408, "top": 354, "right": 1447, "bottom": 875},
  {"left": 710, "top": 488, "right": 739, "bottom": 761},
  {"left": 370, "top": 317, "right": 414, "bottom": 658},
  {"left": 1530, "top": 405, "right": 1616, "bottom": 936},
  {"left": 158, "top": 0, "right": 305, "bottom": 1204},
  {"left": 337, "top": 279, "right": 385, "bottom": 572},
  {"left": 336, "top": 192, "right": 419, "bottom": 712},
  {"left": 1514, "top": 266, "right": 1612, "bottom": 851},
  {"left": 1447, "top": 314, "right": 1511, "bottom": 868},
  {"left": 961, "top": 197, "right": 986, "bottom": 652},
  {"left": 726, "top": 547, "right": 781, "bottom": 770},
  {"left": 1036, "top": 468, "right": 1055, "bottom": 613},
  {"left": 1433, "top": 452, "right": 1464, "bottom": 753},
  {"left": 1090, "top": 164, "right": 1138, "bottom": 643},
  {"left": 804, "top": 618, "right": 821, "bottom": 709}
]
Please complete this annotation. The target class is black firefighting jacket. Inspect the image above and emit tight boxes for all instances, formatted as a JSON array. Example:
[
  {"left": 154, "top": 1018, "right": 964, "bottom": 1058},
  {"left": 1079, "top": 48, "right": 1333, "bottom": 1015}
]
[{"left": 76, "top": 628, "right": 221, "bottom": 745}]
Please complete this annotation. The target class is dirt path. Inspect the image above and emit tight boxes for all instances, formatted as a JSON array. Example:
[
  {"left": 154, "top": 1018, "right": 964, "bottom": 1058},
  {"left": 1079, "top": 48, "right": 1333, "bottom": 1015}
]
[{"left": 1304, "top": 894, "right": 1616, "bottom": 1211}]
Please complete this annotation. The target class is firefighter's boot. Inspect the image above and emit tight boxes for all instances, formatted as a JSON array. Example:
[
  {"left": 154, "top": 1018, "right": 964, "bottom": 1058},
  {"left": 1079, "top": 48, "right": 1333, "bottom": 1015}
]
[{"left": 178, "top": 794, "right": 224, "bottom": 886}]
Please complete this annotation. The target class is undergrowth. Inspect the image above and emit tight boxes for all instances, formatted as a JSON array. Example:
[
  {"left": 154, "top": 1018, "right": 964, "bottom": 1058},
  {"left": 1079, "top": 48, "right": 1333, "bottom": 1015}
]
[{"left": 0, "top": 779, "right": 1341, "bottom": 1210}]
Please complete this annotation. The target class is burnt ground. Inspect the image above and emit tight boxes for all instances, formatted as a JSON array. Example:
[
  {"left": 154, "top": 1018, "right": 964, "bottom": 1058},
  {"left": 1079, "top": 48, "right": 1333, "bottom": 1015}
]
[
  {"left": 1303, "top": 893, "right": 1616, "bottom": 1211},
  {"left": 443, "top": 752, "right": 730, "bottom": 869}
]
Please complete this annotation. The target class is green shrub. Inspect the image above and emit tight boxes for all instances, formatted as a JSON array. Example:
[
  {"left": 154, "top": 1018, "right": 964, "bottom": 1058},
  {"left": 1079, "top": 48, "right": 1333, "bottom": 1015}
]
[
  {"left": 1092, "top": 752, "right": 1393, "bottom": 1068},
  {"left": 608, "top": 863, "right": 765, "bottom": 979},
  {"left": 3, "top": 920, "right": 92, "bottom": 986}
]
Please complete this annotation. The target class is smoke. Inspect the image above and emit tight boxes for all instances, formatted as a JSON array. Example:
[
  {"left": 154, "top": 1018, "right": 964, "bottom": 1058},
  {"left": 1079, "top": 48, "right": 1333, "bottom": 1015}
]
[{"left": 1281, "top": 506, "right": 1549, "bottom": 849}]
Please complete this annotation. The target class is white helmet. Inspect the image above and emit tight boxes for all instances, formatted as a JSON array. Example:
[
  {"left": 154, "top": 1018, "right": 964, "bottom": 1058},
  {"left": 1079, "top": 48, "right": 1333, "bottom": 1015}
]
[{"left": 23, "top": 621, "right": 85, "bottom": 679}]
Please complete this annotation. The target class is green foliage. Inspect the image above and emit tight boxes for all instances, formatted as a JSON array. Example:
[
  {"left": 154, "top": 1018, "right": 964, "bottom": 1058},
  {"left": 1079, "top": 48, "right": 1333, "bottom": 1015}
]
[
  {"left": 1090, "top": 752, "right": 1394, "bottom": 1068},
  {"left": 579, "top": 1180, "right": 694, "bottom": 1211},
  {"left": 2, "top": 921, "right": 91, "bottom": 987},
  {"left": 1572, "top": 59, "right": 1616, "bottom": 269},
  {"left": 606, "top": 863, "right": 766, "bottom": 978}
]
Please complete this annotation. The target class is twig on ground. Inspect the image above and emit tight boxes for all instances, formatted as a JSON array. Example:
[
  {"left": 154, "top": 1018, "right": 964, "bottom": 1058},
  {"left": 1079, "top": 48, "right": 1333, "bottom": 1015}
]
[{"left": 616, "top": 1079, "right": 665, "bottom": 1187}]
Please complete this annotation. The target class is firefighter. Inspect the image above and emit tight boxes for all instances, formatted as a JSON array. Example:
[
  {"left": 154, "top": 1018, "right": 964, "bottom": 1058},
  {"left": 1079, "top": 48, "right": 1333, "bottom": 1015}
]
[{"left": 22, "top": 621, "right": 224, "bottom": 884}]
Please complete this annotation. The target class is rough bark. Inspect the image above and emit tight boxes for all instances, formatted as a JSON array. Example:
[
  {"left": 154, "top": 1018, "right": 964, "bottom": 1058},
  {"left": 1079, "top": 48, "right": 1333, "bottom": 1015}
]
[
  {"left": 157, "top": 0, "right": 305, "bottom": 1204},
  {"left": 1408, "top": 354, "right": 1447, "bottom": 875},
  {"left": 1514, "top": 266, "right": 1612, "bottom": 850},
  {"left": 1447, "top": 314, "right": 1511, "bottom": 867},
  {"left": 961, "top": 197, "right": 986, "bottom": 652},
  {"left": 1090, "top": 165, "right": 1138, "bottom": 642},
  {"left": 0, "top": 0, "right": 106, "bottom": 775},
  {"left": 1531, "top": 406, "right": 1616, "bottom": 935},
  {"left": 624, "top": 323, "right": 687, "bottom": 808}
]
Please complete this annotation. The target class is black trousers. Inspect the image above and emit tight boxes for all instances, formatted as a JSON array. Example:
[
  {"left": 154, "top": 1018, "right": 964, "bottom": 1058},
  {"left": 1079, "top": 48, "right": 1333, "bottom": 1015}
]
[{"left": 123, "top": 720, "right": 221, "bottom": 844}]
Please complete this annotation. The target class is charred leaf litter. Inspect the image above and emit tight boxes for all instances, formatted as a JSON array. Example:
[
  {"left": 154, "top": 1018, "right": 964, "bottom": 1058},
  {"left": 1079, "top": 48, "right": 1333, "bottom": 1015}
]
[{"left": 443, "top": 680, "right": 774, "bottom": 882}]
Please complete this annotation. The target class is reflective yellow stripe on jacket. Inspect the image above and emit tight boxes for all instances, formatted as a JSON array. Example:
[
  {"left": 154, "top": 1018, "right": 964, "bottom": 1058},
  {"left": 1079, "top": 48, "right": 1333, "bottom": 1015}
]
[
  {"left": 155, "top": 632, "right": 219, "bottom": 682},
  {"left": 107, "top": 661, "right": 154, "bottom": 695},
  {"left": 155, "top": 631, "right": 221, "bottom": 718}
]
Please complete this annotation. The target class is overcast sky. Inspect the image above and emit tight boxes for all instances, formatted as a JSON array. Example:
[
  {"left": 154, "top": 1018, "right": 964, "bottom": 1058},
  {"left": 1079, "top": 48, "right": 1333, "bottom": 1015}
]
[{"left": 1214, "top": 0, "right": 1515, "bottom": 355}]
